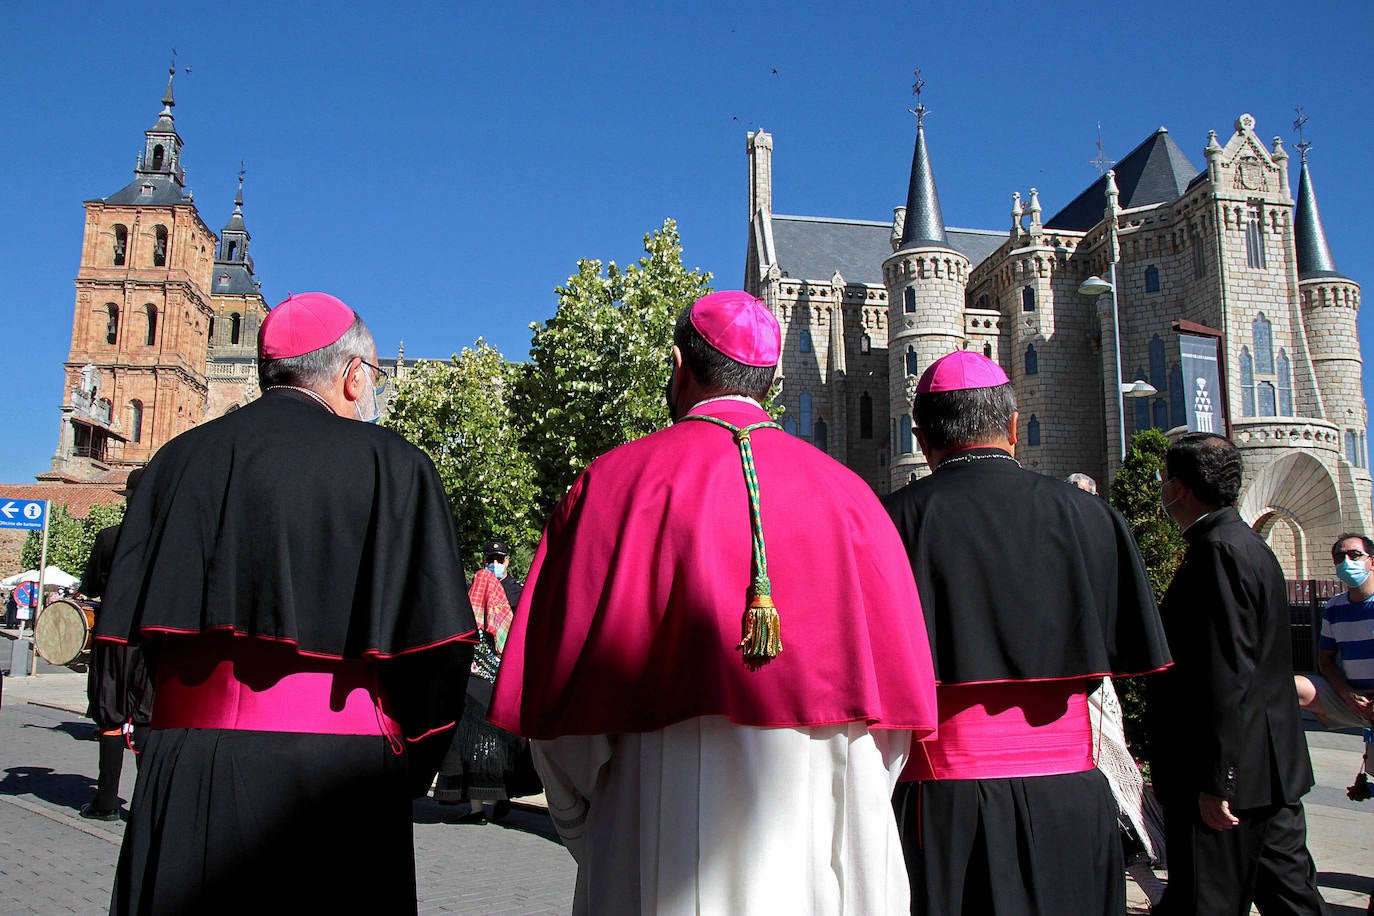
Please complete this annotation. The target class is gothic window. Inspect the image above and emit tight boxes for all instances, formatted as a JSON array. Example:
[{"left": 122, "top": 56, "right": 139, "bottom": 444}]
[
  {"left": 1277, "top": 349, "right": 1292, "bottom": 416},
  {"left": 1192, "top": 232, "right": 1205, "bottom": 278},
  {"left": 1257, "top": 381, "right": 1276, "bottom": 417},
  {"left": 900, "top": 413, "right": 913, "bottom": 455},
  {"left": 800, "top": 330, "right": 812, "bottom": 354},
  {"left": 1027, "top": 415, "right": 1041, "bottom": 446},
  {"left": 153, "top": 225, "right": 168, "bottom": 267},
  {"left": 1024, "top": 344, "right": 1038, "bottom": 375},
  {"left": 144, "top": 304, "right": 157, "bottom": 346},
  {"left": 906, "top": 346, "right": 919, "bottom": 377},
  {"left": 1145, "top": 265, "right": 1160, "bottom": 293},
  {"left": 860, "top": 334, "right": 871, "bottom": 354},
  {"left": 129, "top": 400, "right": 143, "bottom": 444},
  {"left": 903, "top": 287, "right": 916, "bottom": 314},
  {"left": 227, "top": 240, "right": 239, "bottom": 261},
  {"left": 151, "top": 144, "right": 165, "bottom": 170},
  {"left": 208, "top": 317, "right": 216, "bottom": 342},
  {"left": 1133, "top": 365, "right": 1150, "bottom": 431},
  {"left": 1253, "top": 313, "right": 1273, "bottom": 374},
  {"left": 859, "top": 392, "right": 873, "bottom": 439},
  {"left": 1240, "top": 347, "right": 1255, "bottom": 417},
  {"left": 783, "top": 416, "right": 798, "bottom": 436},
  {"left": 1245, "top": 202, "right": 1266, "bottom": 269},
  {"left": 1153, "top": 398, "right": 1169, "bottom": 430},
  {"left": 1170, "top": 363, "right": 1185, "bottom": 428},
  {"left": 814, "top": 417, "right": 828, "bottom": 453},
  {"left": 230, "top": 313, "right": 242, "bottom": 345},
  {"left": 1022, "top": 287, "right": 1035, "bottom": 312},
  {"left": 983, "top": 343, "right": 993, "bottom": 358},
  {"left": 113, "top": 225, "right": 128, "bottom": 266},
  {"left": 798, "top": 391, "right": 813, "bottom": 442},
  {"left": 976, "top": 294, "right": 990, "bottom": 310},
  {"left": 105, "top": 304, "right": 119, "bottom": 345},
  {"left": 1149, "top": 335, "right": 1166, "bottom": 390}
]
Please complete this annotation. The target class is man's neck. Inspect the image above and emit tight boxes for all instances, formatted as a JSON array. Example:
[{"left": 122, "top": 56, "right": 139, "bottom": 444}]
[{"left": 1349, "top": 581, "right": 1374, "bottom": 602}]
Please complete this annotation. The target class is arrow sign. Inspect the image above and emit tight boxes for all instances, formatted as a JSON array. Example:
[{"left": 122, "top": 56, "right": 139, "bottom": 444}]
[{"left": 0, "top": 499, "right": 47, "bottom": 531}]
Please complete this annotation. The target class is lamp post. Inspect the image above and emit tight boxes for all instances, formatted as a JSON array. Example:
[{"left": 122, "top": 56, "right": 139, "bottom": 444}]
[{"left": 1078, "top": 271, "right": 1157, "bottom": 465}]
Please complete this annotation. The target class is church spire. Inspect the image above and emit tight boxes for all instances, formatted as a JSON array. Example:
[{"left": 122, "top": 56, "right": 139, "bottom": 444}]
[
  {"left": 897, "top": 73, "right": 951, "bottom": 251},
  {"left": 1293, "top": 147, "right": 1343, "bottom": 280}
]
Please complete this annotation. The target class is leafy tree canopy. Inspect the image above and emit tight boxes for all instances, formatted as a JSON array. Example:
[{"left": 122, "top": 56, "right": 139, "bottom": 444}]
[
  {"left": 514, "top": 218, "right": 712, "bottom": 518},
  {"left": 20, "top": 500, "right": 126, "bottom": 588}
]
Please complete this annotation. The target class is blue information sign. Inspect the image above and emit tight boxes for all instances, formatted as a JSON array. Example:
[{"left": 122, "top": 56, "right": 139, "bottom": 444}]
[{"left": 0, "top": 499, "right": 46, "bottom": 531}]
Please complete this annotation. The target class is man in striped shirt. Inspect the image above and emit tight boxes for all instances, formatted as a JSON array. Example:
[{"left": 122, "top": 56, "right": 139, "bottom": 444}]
[{"left": 1297, "top": 533, "right": 1374, "bottom": 728}]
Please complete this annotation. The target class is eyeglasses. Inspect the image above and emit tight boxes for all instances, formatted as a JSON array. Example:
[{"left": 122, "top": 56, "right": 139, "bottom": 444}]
[
  {"left": 1335, "top": 550, "right": 1370, "bottom": 563},
  {"left": 351, "top": 358, "right": 390, "bottom": 399},
  {"left": 1153, "top": 470, "right": 1173, "bottom": 484}
]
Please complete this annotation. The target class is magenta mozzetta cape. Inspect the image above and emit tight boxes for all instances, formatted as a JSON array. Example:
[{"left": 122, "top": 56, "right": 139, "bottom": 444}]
[{"left": 489, "top": 400, "right": 938, "bottom": 740}]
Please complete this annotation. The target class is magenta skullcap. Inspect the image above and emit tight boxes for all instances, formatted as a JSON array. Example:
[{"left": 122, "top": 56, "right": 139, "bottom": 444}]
[
  {"left": 915, "top": 350, "right": 1011, "bottom": 394},
  {"left": 688, "top": 291, "right": 780, "bottom": 367},
  {"left": 259, "top": 292, "right": 357, "bottom": 359}
]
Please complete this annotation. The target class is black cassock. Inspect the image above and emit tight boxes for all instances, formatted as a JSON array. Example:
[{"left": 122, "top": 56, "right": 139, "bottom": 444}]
[
  {"left": 95, "top": 388, "right": 475, "bottom": 915},
  {"left": 884, "top": 448, "right": 1171, "bottom": 916}
]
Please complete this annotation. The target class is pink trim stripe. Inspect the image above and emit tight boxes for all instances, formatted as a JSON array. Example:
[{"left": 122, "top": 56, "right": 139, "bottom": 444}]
[{"left": 97, "top": 624, "right": 478, "bottom": 659}]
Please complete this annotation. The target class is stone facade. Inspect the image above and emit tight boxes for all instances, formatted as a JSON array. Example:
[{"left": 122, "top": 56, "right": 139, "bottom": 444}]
[{"left": 744, "top": 112, "right": 1370, "bottom": 579}]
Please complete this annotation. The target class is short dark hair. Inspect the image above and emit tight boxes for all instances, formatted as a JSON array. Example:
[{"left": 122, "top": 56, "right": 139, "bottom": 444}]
[
  {"left": 1165, "top": 433, "right": 1242, "bottom": 507},
  {"left": 1332, "top": 533, "right": 1374, "bottom": 560},
  {"left": 258, "top": 316, "right": 373, "bottom": 391},
  {"left": 673, "top": 308, "right": 775, "bottom": 401},
  {"left": 912, "top": 384, "right": 1018, "bottom": 452}
]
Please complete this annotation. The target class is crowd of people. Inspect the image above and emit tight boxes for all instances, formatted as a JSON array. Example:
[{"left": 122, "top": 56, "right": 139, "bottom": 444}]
[{"left": 52, "top": 287, "right": 1353, "bottom": 914}]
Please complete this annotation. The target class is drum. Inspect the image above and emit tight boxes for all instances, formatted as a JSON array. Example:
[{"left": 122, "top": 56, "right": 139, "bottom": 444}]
[{"left": 33, "top": 598, "right": 97, "bottom": 667}]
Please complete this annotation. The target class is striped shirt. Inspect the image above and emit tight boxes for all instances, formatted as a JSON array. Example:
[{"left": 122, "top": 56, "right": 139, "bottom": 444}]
[{"left": 1320, "top": 592, "right": 1374, "bottom": 690}]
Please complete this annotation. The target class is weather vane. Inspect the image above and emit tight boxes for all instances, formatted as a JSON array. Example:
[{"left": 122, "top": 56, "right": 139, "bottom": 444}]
[
  {"left": 908, "top": 69, "right": 929, "bottom": 127},
  {"left": 1294, "top": 106, "right": 1311, "bottom": 161},
  {"left": 1089, "top": 122, "right": 1115, "bottom": 175}
]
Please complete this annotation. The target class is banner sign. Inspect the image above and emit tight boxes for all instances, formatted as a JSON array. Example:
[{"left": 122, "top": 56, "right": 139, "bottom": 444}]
[{"left": 1178, "top": 333, "right": 1226, "bottom": 435}]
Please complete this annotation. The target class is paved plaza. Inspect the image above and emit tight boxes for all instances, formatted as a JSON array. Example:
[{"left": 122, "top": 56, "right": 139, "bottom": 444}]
[{"left": 3, "top": 636, "right": 1373, "bottom": 914}]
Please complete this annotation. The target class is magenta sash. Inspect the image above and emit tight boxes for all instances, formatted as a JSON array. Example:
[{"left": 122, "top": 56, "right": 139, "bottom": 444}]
[{"left": 906, "top": 680, "right": 1093, "bottom": 781}]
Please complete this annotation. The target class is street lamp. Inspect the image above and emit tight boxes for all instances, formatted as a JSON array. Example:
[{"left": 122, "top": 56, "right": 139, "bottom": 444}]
[{"left": 1078, "top": 272, "right": 1130, "bottom": 463}]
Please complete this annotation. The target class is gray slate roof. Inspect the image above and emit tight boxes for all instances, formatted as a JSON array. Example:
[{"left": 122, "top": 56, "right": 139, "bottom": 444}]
[
  {"left": 1294, "top": 157, "right": 1344, "bottom": 280},
  {"left": 209, "top": 262, "right": 260, "bottom": 296},
  {"left": 98, "top": 174, "right": 190, "bottom": 207},
  {"left": 771, "top": 215, "right": 1005, "bottom": 286},
  {"left": 1045, "top": 128, "right": 1201, "bottom": 231}
]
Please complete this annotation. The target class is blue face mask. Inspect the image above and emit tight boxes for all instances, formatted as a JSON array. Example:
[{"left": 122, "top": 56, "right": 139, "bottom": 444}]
[
  {"left": 487, "top": 561, "right": 507, "bottom": 580},
  {"left": 1338, "top": 558, "right": 1370, "bottom": 588}
]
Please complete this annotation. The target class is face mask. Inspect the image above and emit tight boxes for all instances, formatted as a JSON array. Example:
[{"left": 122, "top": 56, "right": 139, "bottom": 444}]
[
  {"left": 487, "top": 561, "right": 508, "bottom": 579},
  {"left": 353, "top": 363, "right": 382, "bottom": 424},
  {"left": 1338, "top": 558, "right": 1370, "bottom": 588},
  {"left": 1159, "top": 482, "right": 1181, "bottom": 520}
]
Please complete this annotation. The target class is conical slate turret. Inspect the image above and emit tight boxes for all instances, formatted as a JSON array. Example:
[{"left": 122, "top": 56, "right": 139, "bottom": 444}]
[
  {"left": 1295, "top": 154, "right": 1344, "bottom": 280},
  {"left": 898, "top": 121, "right": 951, "bottom": 250}
]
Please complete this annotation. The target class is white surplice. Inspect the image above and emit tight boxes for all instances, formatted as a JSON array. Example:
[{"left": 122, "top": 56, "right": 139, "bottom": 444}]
[{"left": 533, "top": 717, "right": 913, "bottom": 915}]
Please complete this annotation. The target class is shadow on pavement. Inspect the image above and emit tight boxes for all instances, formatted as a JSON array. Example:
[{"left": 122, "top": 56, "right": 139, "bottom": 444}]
[
  {"left": 412, "top": 797, "right": 562, "bottom": 843},
  {"left": 1320, "top": 871, "right": 1374, "bottom": 893},
  {"left": 24, "top": 719, "right": 98, "bottom": 742},
  {"left": 0, "top": 765, "right": 102, "bottom": 812}
]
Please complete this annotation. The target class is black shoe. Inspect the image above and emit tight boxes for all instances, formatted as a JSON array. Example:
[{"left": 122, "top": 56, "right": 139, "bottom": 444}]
[
  {"left": 452, "top": 809, "right": 487, "bottom": 825},
  {"left": 489, "top": 800, "right": 512, "bottom": 822},
  {"left": 79, "top": 804, "right": 119, "bottom": 822}
]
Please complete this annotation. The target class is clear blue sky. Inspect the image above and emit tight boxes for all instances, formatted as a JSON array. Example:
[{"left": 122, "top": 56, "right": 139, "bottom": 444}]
[{"left": 2, "top": 1, "right": 1371, "bottom": 483}]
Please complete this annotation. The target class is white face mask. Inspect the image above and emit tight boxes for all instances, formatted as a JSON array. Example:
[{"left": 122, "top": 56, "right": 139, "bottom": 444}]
[
  {"left": 487, "top": 560, "right": 508, "bottom": 579},
  {"left": 352, "top": 360, "right": 382, "bottom": 424}
]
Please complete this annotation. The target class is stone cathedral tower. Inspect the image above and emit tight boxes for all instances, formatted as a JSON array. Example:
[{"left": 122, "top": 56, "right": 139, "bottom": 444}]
[{"left": 47, "top": 68, "right": 216, "bottom": 481}]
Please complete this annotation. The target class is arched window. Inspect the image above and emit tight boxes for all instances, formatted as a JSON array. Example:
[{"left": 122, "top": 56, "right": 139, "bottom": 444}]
[
  {"left": 208, "top": 316, "right": 216, "bottom": 342},
  {"left": 1027, "top": 415, "right": 1041, "bottom": 446},
  {"left": 1252, "top": 313, "right": 1273, "bottom": 374},
  {"left": 1240, "top": 347, "right": 1255, "bottom": 417},
  {"left": 1022, "top": 287, "right": 1036, "bottom": 312},
  {"left": 1257, "top": 381, "right": 1276, "bottom": 417},
  {"left": 113, "top": 225, "right": 128, "bottom": 266},
  {"left": 227, "top": 240, "right": 239, "bottom": 261},
  {"left": 860, "top": 334, "right": 871, "bottom": 354},
  {"left": 1277, "top": 349, "right": 1292, "bottom": 416},
  {"left": 129, "top": 400, "right": 143, "bottom": 444},
  {"left": 813, "top": 417, "right": 828, "bottom": 453},
  {"left": 903, "top": 288, "right": 916, "bottom": 314},
  {"left": 899, "top": 413, "right": 913, "bottom": 455},
  {"left": 230, "top": 313, "right": 242, "bottom": 345},
  {"left": 1133, "top": 365, "right": 1150, "bottom": 431},
  {"left": 1149, "top": 335, "right": 1166, "bottom": 390},
  {"left": 782, "top": 416, "right": 798, "bottom": 436},
  {"left": 798, "top": 391, "right": 813, "bottom": 443},
  {"left": 1144, "top": 265, "right": 1160, "bottom": 293},
  {"left": 799, "top": 330, "right": 812, "bottom": 354},
  {"left": 1153, "top": 398, "right": 1169, "bottom": 430},
  {"left": 144, "top": 304, "right": 158, "bottom": 346},
  {"left": 859, "top": 392, "right": 873, "bottom": 439},
  {"left": 905, "top": 346, "right": 918, "bottom": 378},
  {"left": 1246, "top": 202, "right": 1266, "bottom": 269},
  {"left": 153, "top": 225, "right": 169, "bottom": 267},
  {"left": 1347, "top": 431, "right": 1360, "bottom": 466},
  {"left": 1170, "top": 363, "right": 1185, "bottom": 428},
  {"left": 151, "top": 144, "right": 165, "bottom": 170},
  {"left": 1024, "top": 344, "right": 1038, "bottom": 375},
  {"left": 983, "top": 343, "right": 993, "bottom": 358},
  {"left": 105, "top": 304, "right": 119, "bottom": 345},
  {"left": 1192, "top": 233, "right": 1206, "bottom": 278}
]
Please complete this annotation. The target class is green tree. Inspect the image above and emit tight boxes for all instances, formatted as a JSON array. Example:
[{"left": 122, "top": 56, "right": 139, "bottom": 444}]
[
  {"left": 384, "top": 340, "right": 539, "bottom": 569},
  {"left": 515, "top": 218, "right": 713, "bottom": 517},
  {"left": 1109, "top": 428, "right": 1187, "bottom": 769},
  {"left": 20, "top": 500, "right": 126, "bottom": 585}
]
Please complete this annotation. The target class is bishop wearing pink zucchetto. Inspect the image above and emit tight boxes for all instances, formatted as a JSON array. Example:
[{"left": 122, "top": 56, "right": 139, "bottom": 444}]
[
  {"left": 490, "top": 290, "right": 938, "bottom": 915},
  {"left": 883, "top": 348, "right": 1172, "bottom": 915}
]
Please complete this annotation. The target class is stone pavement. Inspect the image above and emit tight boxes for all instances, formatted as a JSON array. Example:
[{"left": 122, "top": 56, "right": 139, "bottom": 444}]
[{"left": 4, "top": 660, "right": 1373, "bottom": 913}]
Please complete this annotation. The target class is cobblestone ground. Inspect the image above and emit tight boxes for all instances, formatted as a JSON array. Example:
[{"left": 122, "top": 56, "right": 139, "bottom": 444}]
[{"left": 0, "top": 696, "right": 576, "bottom": 915}]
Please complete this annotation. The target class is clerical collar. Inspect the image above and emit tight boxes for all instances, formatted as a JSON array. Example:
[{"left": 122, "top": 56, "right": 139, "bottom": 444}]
[
  {"left": 264, "top": 385, "right": 336, "bottom": 415},
  {"left": 688, "top": 395, "right": 763, "bottom": 412}
]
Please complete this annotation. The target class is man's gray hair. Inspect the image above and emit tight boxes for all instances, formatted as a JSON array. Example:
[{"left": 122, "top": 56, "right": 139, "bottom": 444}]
[
  {"left": 912, "top": 384, "right": 1018, "bottom": 451},
  {"left": 1065, "top": 473, "right": 1098, "bottom": 495},
  {"left": 258, "top": 316, "right": 374, "bottom": 391}
]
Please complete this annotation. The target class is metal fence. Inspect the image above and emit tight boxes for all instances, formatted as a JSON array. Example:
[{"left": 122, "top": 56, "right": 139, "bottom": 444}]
[{"left": 1287, "top": 578, "right": 1342, "bottom": 672}]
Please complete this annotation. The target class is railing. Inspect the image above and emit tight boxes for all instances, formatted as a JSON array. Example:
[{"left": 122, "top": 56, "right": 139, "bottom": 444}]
[
  {"left": 1287, "top": 579, "right": 1342, "bottom": 672},
  {"left": 69, "top": 388, "right": 112, "bottom": 426}
]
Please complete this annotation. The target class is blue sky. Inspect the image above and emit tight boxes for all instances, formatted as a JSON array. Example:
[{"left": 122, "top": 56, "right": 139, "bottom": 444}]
[{"left": 2, "top": 1, "right": 1371, "bottom": 483}]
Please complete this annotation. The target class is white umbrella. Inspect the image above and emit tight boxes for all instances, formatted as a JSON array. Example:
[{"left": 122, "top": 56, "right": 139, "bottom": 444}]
[{"left": 1, "top": 566, "right": 79, "bottom": 589}]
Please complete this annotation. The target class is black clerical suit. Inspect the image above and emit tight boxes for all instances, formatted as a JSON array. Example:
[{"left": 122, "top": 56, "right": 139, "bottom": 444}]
[{"left": 1148, "top": 506, "right": 1326, "bottom": 915}]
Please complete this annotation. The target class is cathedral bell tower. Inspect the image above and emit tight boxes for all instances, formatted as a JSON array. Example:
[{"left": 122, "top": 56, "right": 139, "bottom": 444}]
[
  {"left": 46, "top": 66, "right": 217, "bottom": 480},
  {"left": 205, "top": 171, "right": 270, "bottom": 418}
]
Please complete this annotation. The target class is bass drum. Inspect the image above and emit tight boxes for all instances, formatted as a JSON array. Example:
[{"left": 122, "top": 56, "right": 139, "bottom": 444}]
[{"left": 33, "top": 598, "right": 97, "bottom": 668}]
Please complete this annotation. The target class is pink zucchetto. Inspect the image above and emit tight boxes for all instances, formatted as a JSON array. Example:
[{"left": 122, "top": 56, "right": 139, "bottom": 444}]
[
  {"left": 258, "top": 292, "right": 357, "bottom": 359},
  {"left": 916, "top": 350, "right": 1011, "bottom": 394},
  {"left": 688, "top": 291, "right": 781, "bottom": 367}
]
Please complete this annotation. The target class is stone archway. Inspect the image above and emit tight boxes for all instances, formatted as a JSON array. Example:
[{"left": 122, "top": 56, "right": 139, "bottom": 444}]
[{"left": 1238, "top": 451, "right": 1342, "bottom": 579}]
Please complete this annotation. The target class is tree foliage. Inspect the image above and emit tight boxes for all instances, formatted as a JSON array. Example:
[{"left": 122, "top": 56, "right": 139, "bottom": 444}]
[
  {"left": 1109, "top": 428, "right": 1188, "bottom": 770},
  {"left": 383, "top": 340, "right": 540, "bottom": 569},
  {"left": 20, "top": 500, "right": 126, "bottom": 586},
  {"left": 514, "top": 218, "right": 713, "bottom": 518}
]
